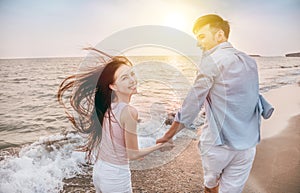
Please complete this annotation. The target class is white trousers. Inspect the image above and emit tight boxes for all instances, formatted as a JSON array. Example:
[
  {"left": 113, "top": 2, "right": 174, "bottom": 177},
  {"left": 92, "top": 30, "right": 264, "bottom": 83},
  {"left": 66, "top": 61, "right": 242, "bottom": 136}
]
[
  {"left": 92, "top": 160, "right": 132, "bottom": 193},
  {"left": 199, "top": 144, "right": 256, "bottom": 193}
]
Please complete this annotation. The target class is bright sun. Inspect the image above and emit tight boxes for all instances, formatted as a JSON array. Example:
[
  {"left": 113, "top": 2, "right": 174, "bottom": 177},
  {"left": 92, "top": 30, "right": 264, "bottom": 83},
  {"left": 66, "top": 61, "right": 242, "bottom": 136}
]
[{"left": 163, "top": 12, "right": 187, "bottom": 30}]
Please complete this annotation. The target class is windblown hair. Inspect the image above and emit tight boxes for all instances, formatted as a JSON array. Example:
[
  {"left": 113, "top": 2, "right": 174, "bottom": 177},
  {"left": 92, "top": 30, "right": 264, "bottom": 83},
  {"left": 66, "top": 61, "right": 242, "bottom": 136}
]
[
  {"left": 193, "top": 14, "right": 230, "bottom": 39},
  {"left": 57, "top": 48, "right": 132, "bottom": 162}
]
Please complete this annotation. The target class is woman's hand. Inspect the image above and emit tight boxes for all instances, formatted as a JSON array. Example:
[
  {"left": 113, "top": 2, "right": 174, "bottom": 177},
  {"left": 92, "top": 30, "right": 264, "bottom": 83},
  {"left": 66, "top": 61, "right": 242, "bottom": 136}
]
[{"left": 158, "top": 139, "right": 175, "bottom": 152}]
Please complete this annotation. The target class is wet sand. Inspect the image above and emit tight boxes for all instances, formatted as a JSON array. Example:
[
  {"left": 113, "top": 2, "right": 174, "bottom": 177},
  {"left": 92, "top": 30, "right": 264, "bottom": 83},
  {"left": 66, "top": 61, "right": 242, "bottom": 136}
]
[
  {"left": 244, "top": 115, "right": 300, "bottom": 193},
  {"left": 244, "top": 84, "right": 300, "bottom": 193}
]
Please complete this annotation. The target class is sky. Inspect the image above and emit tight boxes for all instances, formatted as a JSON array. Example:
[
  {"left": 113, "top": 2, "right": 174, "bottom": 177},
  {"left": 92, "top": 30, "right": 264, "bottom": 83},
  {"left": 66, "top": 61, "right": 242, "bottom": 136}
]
[{"left": 0, "top": 0, "right": 299, "bottom": 58}]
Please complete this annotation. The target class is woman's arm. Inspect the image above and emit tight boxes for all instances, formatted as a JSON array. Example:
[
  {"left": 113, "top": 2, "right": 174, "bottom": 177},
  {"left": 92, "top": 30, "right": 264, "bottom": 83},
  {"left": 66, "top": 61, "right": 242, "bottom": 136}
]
[{"left": 120, "top": 105, "right": 173, "bottom": 160}]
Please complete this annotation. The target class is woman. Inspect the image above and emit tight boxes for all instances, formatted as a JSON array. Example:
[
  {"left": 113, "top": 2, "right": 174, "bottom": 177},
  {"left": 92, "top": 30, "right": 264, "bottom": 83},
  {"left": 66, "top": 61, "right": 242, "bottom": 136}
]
[{"left": 57, "top": 48, "right": 173, "bottom": 193}]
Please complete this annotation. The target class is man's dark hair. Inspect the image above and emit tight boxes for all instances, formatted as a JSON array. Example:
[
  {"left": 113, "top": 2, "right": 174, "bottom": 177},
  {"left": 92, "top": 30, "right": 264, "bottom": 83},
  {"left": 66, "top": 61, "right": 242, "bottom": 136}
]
[{"left": 193, "top": 14, "right": 230, "bottom": 39}]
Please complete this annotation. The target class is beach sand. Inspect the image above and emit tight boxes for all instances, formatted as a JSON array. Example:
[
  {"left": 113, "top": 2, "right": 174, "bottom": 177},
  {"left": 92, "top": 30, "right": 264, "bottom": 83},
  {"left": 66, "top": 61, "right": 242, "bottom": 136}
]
[
  {"left": 243, "top": 115, "right": 300, "bottom": 193},
  {"left": 61, "top": 84, "right": 300, "bottom": 192},
  {"left": 243, "top": 84, "right": 300, "bottom": 193},
  {"left": 131, "top": 139, "right": 204, "bottom": 193}
]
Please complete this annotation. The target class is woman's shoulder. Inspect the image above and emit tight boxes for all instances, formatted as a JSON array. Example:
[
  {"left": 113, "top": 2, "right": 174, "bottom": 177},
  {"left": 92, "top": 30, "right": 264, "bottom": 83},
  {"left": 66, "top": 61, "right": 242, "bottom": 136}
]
[{"left": 121, "top": 104, "right": 138, "bottom": 120}]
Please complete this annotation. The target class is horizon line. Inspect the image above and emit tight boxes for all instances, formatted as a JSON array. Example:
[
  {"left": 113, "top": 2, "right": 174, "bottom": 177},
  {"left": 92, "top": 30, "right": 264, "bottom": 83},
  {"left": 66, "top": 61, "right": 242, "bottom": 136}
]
[{"left": 0, "top": 53, "right": 293, "bottom": 60}]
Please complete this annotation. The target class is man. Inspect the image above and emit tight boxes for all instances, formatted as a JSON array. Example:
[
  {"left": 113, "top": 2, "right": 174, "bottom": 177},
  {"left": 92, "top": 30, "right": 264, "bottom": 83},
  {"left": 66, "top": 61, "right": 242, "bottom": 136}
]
[{"left": 157, "top": 14, "right": 261, "bottom": 193}]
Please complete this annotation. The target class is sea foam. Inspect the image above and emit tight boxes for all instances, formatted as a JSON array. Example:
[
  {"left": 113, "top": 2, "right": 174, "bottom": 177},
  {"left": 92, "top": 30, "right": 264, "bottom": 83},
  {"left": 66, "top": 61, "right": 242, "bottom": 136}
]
[
  {"left": 0, "top": 133, "right": 86, "bottom": 193},
  {"left": 0, "top": 115, "right": 203, "bottom": 193}
]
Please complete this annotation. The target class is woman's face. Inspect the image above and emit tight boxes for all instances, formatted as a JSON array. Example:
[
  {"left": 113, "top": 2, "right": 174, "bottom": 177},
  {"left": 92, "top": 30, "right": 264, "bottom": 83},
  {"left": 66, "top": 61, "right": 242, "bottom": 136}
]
[{"left": 112, "top": 64, "right": 137, "bottom": 96}]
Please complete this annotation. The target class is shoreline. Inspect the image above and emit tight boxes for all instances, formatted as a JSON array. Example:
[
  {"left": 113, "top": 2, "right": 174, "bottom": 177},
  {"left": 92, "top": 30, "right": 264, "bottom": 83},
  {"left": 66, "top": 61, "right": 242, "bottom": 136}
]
[
  {"left": 243, "top": 84, "right": 300, "bottom": 193},
  {"left": 260, "top": 84, "right": 300, "bottom": 139},
  {"left": 2, "top": 83, "right": 299, "bottom": 192},
  {"left": 244, "top": 114, "right": 300, "bottom": 193}
]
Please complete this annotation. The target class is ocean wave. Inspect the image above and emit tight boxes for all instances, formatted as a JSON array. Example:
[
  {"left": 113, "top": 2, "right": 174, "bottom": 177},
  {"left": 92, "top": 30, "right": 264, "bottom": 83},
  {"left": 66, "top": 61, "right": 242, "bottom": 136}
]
[
  {"left": 0, "top": 114, "right": 204, "bottom": 192},
  {"left": 0, "top": 132, "right": 86, "bottom": 193}
]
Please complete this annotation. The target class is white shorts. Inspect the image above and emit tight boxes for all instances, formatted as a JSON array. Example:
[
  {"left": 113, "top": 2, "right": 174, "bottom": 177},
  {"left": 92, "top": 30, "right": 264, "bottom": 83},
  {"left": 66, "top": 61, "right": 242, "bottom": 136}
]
[
  {"left": 199, "top": 144, "right": 256, "bottom": 193},
  {"left": 92, "top": 160, "right": 132, "bottom": 193}
]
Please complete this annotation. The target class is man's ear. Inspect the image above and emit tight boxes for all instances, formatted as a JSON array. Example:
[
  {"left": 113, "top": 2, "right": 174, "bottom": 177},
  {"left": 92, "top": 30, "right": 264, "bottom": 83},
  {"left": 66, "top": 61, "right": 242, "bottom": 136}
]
[
  {"left": 216, "top": 29, "right": 226, "bottom": 42},
  {"left": 109, "top": 84, "right": 117, "bottom": 91}
]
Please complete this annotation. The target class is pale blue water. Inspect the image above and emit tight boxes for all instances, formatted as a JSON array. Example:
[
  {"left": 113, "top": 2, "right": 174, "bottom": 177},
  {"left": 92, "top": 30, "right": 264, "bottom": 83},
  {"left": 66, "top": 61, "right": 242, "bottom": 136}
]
[{"left": 0, "top": 56, "right": 299, "bottom": 192}]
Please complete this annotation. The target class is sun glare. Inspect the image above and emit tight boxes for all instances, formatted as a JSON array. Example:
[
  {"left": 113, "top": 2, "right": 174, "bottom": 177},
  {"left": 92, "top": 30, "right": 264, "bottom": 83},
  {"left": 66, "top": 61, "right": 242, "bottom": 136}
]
[{"left": 163, "top": 12, "right": 187, "bottom": 30}]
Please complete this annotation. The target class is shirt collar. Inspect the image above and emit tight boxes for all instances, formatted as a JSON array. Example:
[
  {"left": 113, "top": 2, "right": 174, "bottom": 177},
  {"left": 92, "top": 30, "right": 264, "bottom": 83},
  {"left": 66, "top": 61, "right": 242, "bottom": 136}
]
[{"left": 203, "top": 42, "right": 233, "bottom": 57}]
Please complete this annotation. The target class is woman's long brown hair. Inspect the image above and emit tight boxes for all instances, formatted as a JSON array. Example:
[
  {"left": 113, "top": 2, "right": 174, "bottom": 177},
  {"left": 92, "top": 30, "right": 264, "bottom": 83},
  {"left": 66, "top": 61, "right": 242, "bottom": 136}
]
[{"left": 57, "top": 48, "right": 132, "bottom": 162}]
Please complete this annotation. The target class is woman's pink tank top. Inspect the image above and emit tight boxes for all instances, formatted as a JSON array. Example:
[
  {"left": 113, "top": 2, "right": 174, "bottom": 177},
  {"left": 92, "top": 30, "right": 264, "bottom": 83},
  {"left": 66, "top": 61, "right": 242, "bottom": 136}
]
[{"left": 98, "top": 102, "right": 129, "bottom": 165}]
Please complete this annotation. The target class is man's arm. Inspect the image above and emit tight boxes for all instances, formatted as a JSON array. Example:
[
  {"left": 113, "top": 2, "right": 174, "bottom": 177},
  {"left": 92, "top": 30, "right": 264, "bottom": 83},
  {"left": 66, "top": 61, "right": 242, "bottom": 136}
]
[
  {"left": 156, "top": 121, "right": 184, "bottom": 143},
  {"left": 156, "top": 72, "right": 213, "bottom": 144},
  {"left": 156, "top": 56, "right": 218, "bottom": 144}
]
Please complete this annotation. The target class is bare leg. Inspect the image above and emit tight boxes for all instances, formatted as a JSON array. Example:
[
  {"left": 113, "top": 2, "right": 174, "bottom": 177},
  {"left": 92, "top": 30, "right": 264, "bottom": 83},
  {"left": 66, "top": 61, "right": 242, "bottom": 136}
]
[{"left": 204, "top": 185, "right": 219, "bottom": 193}]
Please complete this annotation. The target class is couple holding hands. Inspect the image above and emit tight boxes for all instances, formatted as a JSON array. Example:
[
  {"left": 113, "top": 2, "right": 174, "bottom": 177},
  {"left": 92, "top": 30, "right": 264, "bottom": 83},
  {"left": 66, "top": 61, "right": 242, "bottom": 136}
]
[{"left": 58, "top": 14, "right": 271, "bottom": 193}]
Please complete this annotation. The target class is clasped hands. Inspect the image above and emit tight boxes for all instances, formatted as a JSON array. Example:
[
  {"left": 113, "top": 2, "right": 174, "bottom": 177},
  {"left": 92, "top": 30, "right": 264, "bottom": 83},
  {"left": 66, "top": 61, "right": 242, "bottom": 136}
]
[{"left": 156, "top": 135, "right": 175, "bottom": 152}]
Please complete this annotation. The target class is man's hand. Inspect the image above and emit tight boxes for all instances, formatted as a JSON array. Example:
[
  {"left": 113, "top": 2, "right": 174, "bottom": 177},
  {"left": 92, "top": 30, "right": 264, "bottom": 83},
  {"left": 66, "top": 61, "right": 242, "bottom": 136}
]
[
  {"left": 156, "top": 135, "right": 171, "bottom": 144},
  {"left": 156, "top": 121, "right": 184, "bottom": 144}
]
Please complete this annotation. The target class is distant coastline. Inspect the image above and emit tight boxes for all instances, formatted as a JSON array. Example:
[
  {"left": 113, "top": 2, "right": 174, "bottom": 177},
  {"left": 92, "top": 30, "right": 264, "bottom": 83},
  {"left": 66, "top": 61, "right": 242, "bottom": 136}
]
[
  {"left": 249, "top": 54, "right": 261, "bottom": 57},
  {"left": 285, "top": 52, "right": 300, "bottom": 57}
]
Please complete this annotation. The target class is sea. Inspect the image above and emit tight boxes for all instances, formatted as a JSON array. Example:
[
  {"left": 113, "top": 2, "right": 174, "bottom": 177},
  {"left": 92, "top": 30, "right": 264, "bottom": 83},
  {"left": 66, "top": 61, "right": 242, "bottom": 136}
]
[{"left": 0, "top": 55, "right": 299, "bottom": 192}]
